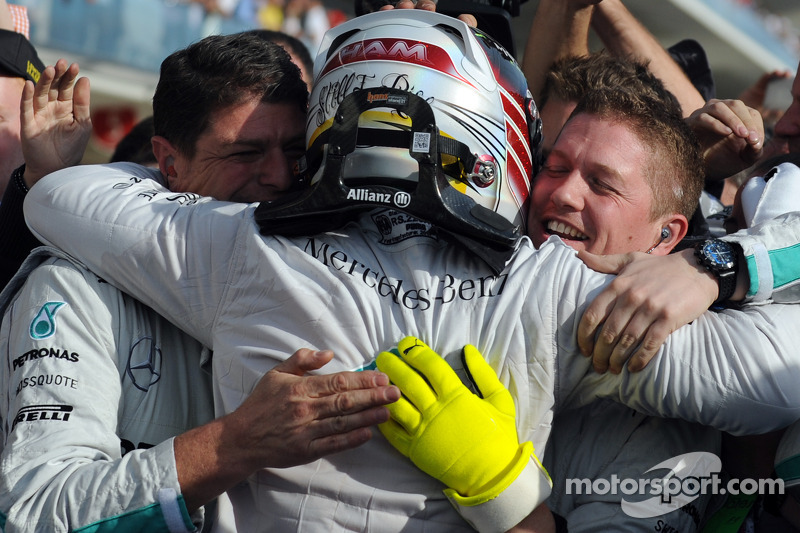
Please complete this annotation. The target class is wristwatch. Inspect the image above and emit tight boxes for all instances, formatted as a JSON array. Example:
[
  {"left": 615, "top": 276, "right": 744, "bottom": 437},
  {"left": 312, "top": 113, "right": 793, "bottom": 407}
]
[{"left": 694, "top": 239, "right": 738, "bottom": 305}]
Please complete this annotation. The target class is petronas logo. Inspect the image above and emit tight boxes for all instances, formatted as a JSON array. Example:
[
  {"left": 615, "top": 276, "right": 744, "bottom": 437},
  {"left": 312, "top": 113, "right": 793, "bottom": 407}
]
[{"left": 30, "top": 302, "right": 66, "bottom": 340}]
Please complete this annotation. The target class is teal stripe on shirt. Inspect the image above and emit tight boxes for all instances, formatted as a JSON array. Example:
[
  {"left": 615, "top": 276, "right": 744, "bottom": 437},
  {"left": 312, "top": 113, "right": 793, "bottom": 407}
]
[
  {"left": 747, "top": 243, "right": 800, "bottom": 297},
  {"left": 73, "top": 497, "right": 195, "bottom": 533},
  {"left": 769, "top": 243, "right": 800, "bottom": 289}
]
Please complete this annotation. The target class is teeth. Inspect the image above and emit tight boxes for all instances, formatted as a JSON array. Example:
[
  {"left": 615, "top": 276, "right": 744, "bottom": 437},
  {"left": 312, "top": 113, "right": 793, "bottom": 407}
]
[{"left": 547, "top": 220, "right": 587, "bottom": 240}]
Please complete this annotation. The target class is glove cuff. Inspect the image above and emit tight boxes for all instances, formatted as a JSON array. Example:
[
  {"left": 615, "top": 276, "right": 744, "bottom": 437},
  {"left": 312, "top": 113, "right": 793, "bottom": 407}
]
[{"left": 444, "top": 442, "right": 552, "bottom": 533}]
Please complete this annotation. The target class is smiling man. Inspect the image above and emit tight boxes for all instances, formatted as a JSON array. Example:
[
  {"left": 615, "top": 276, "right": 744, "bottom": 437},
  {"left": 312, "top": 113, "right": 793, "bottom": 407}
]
[
  {"left": 528, "top": 93, "right": 702, "bottom": 256},
  {"left": 147, "top": 35, "right": 307, "bottom": 204},
  {"left": 519, "top": 85, "right": 719, "bottom": 533},
  {"left": 0, "top": 33, "right": 398, "bottom": 533}
]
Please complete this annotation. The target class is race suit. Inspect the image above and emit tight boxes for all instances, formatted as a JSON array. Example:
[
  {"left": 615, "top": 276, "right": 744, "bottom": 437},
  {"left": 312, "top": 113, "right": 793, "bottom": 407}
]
[
  {"left": 543, "top": 402, "right": 720, "bottom": 532},
  {"left": 22, "top": 162, "right": 800, "bottom": 532},
  {"left": 0, "top": 247, "right": 215, "bottom": 533},
  {"left": 724, "top": 212, "right": 800, "bottom": 305}
]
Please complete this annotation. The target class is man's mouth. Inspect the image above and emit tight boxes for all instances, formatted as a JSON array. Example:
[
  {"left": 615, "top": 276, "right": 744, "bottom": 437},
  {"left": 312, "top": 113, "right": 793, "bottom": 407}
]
[{"left": 546, "top": 220, "right": 588, "bottom": 240}]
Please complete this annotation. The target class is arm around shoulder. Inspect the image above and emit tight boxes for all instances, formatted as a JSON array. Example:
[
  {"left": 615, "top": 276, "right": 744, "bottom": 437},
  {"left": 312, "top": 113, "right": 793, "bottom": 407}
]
[
  {"left": 24, "top": 163, "right": 244, "bottom": 344},
  {"left": 578, "top": 302, "right": 800, "bottom": 435}
]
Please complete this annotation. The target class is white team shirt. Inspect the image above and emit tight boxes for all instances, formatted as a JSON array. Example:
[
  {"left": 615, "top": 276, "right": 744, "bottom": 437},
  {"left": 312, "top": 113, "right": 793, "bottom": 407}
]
[{"left": 24, "top": 162, "right": 800, "bottom": 531}]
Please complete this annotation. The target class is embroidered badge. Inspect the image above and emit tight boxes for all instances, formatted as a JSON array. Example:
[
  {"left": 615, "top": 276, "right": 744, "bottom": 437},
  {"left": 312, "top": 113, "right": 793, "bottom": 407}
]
[{"left": 30, "top": 302, "right": 66, "bottom": 340}]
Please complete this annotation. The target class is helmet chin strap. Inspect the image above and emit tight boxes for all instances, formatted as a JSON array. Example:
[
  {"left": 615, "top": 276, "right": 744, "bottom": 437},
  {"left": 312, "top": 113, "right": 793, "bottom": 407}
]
[{"left": 255, "top": 87, "right": 522, "bottom": 274}]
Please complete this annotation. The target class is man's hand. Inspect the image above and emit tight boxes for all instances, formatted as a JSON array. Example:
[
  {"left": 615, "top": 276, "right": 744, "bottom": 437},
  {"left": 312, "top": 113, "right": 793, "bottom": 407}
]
[
  {"left": 20, "top": 58, "right": 91, "bottom": 188},
  {"left": 686, "top": 99, "right": 764, "bottom": 181},
  {"left": 176, "top": 348, "right": 400, "bottom": 511},
  {"left": 577, "top": 249, "right": 718, "bottom": 374},
  {"left": 226, "top": 348, "right": 400, "bottom": 468},
  {"left": 377, "top": 336, "right": 551, "bottom": 533}
]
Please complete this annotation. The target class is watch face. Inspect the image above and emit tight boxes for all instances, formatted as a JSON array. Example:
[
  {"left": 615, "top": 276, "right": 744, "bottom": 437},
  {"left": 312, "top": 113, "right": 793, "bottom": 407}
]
[{"left": 702, "top": 240, "right": 736, "bottom": 270}]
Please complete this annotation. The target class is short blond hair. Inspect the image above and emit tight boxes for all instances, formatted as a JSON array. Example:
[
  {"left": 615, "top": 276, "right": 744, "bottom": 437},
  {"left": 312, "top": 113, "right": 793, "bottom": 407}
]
[{"left": 570, "top": 87, "right": 704, "bottom": 221}]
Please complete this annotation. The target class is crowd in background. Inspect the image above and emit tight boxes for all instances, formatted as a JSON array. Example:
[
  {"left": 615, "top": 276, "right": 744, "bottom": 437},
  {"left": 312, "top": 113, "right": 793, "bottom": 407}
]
[
  {"left": 190, "top": 0, "right": 345, "bottom": 53},
  {"left": 8, "top": 0, "right": 797, "bottom": 73},
  {"left": 732, "top": 0, "right": 800, "bottom": 56},
  {"left": 12, "top": 0, "right": 348, "bottom": 70}
]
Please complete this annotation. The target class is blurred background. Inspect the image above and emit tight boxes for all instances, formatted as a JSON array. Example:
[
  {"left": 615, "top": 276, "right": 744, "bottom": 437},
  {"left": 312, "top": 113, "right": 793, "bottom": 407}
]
[{"left": 14, "top": 0, "right": 800, "bottom": 163}]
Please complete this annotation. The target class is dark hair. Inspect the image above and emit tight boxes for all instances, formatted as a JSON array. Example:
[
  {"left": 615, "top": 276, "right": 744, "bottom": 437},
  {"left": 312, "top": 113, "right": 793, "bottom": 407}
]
[
  {"left": 244, "top": 29, "right": 313, "bottom": 83},
  {"left": 153, "top": 33, "right": 308, "bottom": 157},
  {"left": 571, "top": 87, "right": 704, "bottom": 221},
  {"left": 110, "top": 116, "right": 156, "bottom": 165}
]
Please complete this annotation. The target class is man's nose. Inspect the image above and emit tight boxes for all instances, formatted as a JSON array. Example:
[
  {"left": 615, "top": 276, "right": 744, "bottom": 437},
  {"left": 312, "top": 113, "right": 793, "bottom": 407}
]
[
  {"left": 550, "top": 171, "right": 586, "bottom": 211},
  {"left": 258, "top": 153, "right": 294, "bottom": 192}
]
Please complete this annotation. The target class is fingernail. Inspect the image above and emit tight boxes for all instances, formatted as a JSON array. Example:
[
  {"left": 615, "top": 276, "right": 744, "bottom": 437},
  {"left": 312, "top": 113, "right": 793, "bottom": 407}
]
[{"left": 315, "top": 349, "right": 333, "bottom": 360}]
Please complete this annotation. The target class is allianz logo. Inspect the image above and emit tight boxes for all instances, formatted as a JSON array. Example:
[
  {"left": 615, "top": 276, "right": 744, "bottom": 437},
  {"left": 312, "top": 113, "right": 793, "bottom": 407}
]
[{"left": 346, "top": 188, "right": 412, "bottom": 209}]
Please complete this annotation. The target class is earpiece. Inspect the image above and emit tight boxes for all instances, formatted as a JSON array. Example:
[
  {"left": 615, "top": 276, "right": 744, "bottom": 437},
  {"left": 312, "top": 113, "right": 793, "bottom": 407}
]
[{"left": 646, "top": 227, "right": 672, "bottom": 254}]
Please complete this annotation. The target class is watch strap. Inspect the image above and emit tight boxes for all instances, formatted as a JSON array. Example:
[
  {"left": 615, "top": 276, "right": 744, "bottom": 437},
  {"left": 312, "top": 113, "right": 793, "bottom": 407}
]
[
  {"left": 715, "top": 270, "right": 737, "bottom": 305},
  {"left": 695, "top": 239, "right": 738, "bottom": 305}
]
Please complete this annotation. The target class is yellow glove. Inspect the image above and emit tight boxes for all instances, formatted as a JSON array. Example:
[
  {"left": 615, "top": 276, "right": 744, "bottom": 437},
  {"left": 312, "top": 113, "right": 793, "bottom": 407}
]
[{"left": 376, "top": 336, "right": 551, "bottom": 533}]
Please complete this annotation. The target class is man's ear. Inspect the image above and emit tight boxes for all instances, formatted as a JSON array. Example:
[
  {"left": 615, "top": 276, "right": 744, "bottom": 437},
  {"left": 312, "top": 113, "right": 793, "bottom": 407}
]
[
  {"left": 651, "top": 215, "right": 689, "bottom": 256},
  {"left": 151, "top": 136, "right": 178, "bottom": 184}
]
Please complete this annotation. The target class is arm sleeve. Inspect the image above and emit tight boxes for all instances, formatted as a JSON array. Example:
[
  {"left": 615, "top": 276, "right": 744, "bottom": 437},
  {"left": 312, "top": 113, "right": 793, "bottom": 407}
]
[
  {"left": 559, "top": 286, "right": 800, "bottom": 435},
  {"left": 24, "top": 163, "right": 251, "bottom": 346},
  {"left": 541, "top": 242, "right": 800, "bottom": 436},
  {"left": 722, "top": 211, "right": 800, "bottom": 304},
  {"left": 0, "top": 168, "right": 41, "bottom": 288},
  {"left": 0, "top": 261, "right": 198, "bottom": 532}
]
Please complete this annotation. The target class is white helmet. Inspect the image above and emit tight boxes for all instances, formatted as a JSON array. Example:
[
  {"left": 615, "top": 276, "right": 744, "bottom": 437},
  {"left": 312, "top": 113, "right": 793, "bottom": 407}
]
[{"left": 256, "top": 10, "right": 542, "bottom": 270}]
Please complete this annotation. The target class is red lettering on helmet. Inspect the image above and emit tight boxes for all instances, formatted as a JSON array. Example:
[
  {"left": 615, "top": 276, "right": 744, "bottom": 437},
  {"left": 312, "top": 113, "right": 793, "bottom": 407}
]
[{"left": 319, "top": 39, "right": 473, "bottom": 88}]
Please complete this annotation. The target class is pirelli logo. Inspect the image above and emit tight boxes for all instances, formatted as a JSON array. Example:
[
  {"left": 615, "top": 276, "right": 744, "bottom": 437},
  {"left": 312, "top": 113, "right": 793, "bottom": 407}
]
[{"left": 13, "top": 404, "right": 73, "bottom": 429}]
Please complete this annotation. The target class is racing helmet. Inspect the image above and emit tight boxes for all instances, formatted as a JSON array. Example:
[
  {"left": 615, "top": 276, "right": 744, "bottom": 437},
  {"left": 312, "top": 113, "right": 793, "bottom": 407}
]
[{"left": 256, "top": 10, "right": 542, "bottom": 271}]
